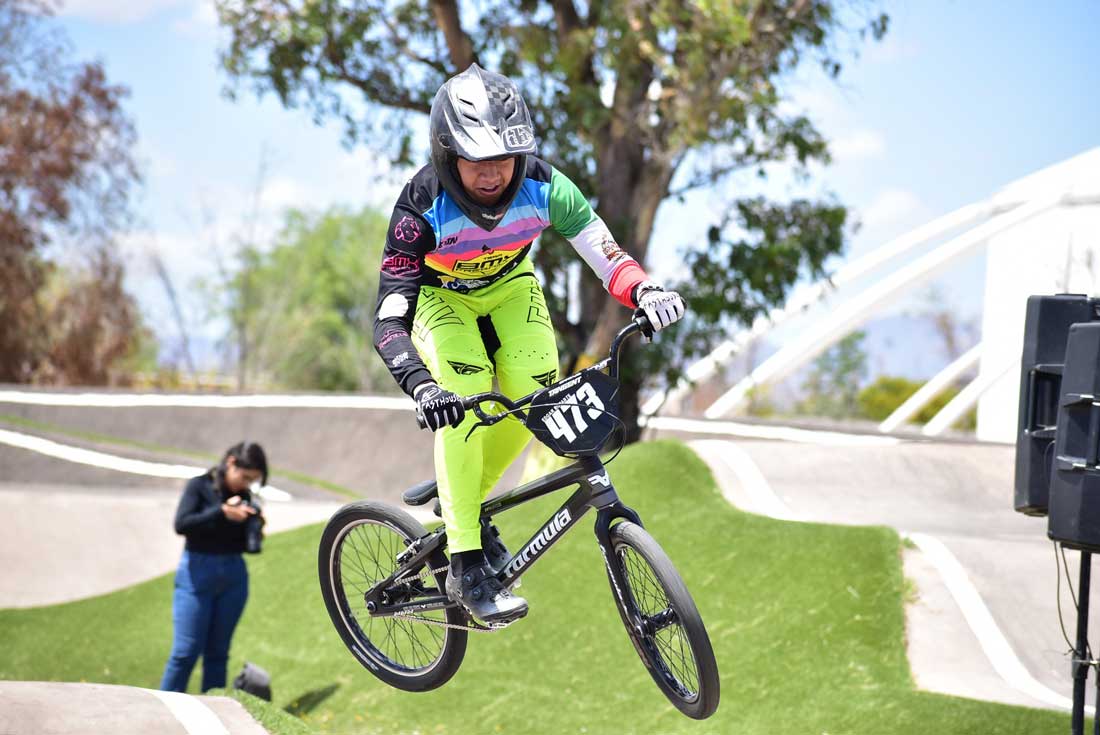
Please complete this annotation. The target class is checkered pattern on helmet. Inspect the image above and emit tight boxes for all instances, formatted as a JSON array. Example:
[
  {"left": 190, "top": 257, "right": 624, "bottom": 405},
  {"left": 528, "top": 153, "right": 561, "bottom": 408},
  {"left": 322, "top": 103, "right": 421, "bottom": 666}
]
[{"left": 483, "top": 77, "right": 517, "bottom": 120}]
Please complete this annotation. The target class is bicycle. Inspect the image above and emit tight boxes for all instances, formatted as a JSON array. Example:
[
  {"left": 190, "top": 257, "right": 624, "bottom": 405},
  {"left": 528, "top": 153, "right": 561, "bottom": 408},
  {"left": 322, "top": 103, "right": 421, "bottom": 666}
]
[{"left": 317, "top": 315, "right": 720, "bottom": 720}]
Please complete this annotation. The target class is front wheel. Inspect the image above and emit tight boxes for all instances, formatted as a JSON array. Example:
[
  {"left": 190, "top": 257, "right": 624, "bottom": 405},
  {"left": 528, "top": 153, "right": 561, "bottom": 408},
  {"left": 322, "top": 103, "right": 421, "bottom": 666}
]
[
  {"left": 605, "top": 521, "right": 720, "bottom": 719},
  {"left": 318, "top": 501, "right": 467, "bottom": 691}
]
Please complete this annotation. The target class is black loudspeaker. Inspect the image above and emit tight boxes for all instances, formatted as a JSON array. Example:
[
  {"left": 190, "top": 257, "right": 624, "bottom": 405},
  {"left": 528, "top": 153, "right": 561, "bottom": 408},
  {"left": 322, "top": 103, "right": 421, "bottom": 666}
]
[
  {"left": 1048, "top": 322, "right": 1100, "bottom": 551},
  {"left": 1015, "top": 294, "right": 1100, "bottom": 515}
]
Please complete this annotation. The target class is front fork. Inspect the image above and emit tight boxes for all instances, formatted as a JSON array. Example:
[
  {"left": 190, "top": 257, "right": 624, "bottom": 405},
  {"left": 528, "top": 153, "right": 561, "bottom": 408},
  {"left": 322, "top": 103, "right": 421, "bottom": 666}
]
[{"left": 591, "top": 482, "right": 653, "bottom": 663}]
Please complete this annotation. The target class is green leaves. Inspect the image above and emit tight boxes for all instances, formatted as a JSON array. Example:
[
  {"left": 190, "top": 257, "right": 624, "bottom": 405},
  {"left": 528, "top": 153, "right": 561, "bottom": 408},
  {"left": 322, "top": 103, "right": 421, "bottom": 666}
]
[
  {"left": 681, "top": 196, "right": 847, "bottom": 326},
  {"left": 223, "top": 205, "right": 397, "bottom": 392},
  {"left": 632, "top": 196, "right": 849, "bottom": 393}
]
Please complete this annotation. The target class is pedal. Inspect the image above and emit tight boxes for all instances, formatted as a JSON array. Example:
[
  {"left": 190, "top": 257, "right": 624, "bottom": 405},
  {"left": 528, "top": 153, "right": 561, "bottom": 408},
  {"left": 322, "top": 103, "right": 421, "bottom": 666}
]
[{"left": 468, "top": 611, "right": 526, "bottom": 631}]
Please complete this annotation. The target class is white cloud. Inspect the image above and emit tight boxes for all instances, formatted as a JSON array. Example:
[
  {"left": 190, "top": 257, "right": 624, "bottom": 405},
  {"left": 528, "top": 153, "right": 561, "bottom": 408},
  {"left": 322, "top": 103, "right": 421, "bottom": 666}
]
[
  {"left": 858, "top": 188, "right": 926, "bottom": 232},
  {"left": 829, "top": 129, "right": 887, "bottom": 164},
  {"left": 57, "top": 0, "right": 190, "bottom": 24}
]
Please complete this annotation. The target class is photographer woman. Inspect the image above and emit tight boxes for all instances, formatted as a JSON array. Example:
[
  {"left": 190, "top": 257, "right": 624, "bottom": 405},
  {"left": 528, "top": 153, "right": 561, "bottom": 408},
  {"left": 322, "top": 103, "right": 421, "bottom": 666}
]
[{"left": 159, "top": 441, "right": 267, "bottom": 692}]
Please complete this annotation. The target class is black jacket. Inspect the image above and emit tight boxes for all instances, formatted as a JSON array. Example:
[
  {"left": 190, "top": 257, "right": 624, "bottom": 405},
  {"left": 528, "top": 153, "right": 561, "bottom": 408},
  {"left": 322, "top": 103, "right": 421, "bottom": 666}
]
[{"left": 173, "top": 472, "right": 254, "bottom": 554}]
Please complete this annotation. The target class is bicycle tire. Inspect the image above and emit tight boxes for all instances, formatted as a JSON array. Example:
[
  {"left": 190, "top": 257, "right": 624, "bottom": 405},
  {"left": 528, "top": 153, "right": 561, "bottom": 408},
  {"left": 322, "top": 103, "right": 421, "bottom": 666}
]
[
  {"left": 605, "top": 521, "right": 720, "bottom": 719},
  {"left": 318, "top": 501, "right": 467, "bottom": 691}
]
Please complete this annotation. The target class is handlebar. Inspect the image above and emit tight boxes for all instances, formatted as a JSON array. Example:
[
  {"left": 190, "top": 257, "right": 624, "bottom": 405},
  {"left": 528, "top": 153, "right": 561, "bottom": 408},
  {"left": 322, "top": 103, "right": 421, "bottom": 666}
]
[{"left": 416, "top": 312, "right": 653, "bottom": 430}]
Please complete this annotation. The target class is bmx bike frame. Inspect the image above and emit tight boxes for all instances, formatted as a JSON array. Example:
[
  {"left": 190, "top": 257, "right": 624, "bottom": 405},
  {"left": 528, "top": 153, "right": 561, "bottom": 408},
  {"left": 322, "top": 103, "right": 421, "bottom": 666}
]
[{"left": 361, "top": 453, "right": 644, "bottom": 619}]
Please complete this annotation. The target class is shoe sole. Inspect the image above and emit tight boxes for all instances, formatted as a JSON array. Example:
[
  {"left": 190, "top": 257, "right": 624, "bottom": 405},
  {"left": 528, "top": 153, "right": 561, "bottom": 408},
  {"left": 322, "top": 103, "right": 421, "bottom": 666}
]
[{"left": 476, "top": 606, "right": 528, "bottom": 627}]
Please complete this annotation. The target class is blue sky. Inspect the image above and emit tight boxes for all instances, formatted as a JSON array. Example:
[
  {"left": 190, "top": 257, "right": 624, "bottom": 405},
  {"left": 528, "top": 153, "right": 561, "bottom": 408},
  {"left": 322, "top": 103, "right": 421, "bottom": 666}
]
[{"left": 51, "top": 0, "right": 1100, "bottom": 365}]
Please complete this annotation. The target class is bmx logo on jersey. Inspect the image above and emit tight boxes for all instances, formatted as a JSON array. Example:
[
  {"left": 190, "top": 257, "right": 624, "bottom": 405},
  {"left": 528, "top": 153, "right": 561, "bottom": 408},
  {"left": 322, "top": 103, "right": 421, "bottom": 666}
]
[
  {"left": 505, "top": 508, "right": 571, "bottom": 576},
  {"left": 502, "top": 125, "right": 534, "bottom": 151},
  {"left": 452, "top": 249, "right": 521, "bottom": 276},
  {"left": 382, "top": 254, "right": 420, "bottom": 279}
]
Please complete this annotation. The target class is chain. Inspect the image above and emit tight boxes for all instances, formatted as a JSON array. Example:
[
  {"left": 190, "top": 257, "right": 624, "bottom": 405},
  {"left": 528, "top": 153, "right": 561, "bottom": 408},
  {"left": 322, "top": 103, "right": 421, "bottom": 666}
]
[
  {"left": 392, "top": 564, "right": 448, "bottom": 586},
  {"left": 383, "top": 565, "right": 510, "bottom": 633},
  {"left": 390, "top": 609, "right": 511, "bottom": 633}
]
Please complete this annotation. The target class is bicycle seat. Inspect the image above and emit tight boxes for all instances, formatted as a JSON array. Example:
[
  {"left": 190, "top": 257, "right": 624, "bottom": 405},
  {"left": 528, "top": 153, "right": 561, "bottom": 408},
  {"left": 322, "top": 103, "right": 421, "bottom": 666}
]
[{"left": 402, "top": 480, "right": 439, "bottom": 506}]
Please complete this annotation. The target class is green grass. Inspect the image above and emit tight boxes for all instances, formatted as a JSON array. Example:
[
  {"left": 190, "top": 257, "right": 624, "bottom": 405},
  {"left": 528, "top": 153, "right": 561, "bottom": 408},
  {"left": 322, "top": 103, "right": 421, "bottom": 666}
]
[
  {"left": 0, "top": 412, "right": 360, "bottom": 499},
  {"left": 209, "top": 688, "right": 315, "bottom": 735},
  {"left": 0, "top": 441, "right": 1071, "bottom": 734}
]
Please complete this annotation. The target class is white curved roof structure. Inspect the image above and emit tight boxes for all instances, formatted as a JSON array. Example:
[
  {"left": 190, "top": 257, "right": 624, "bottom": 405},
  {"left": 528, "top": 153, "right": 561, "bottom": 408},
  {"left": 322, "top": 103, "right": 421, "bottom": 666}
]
[{"left": 649, "top": 147, "right": 1100, "bottom": 442}]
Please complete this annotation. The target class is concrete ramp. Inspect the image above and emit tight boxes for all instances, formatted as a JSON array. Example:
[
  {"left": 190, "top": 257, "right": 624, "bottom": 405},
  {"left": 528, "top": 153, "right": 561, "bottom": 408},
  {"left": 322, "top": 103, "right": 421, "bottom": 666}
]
[{"left": 0, "top": 681, "right": 268, "bottom": 734}]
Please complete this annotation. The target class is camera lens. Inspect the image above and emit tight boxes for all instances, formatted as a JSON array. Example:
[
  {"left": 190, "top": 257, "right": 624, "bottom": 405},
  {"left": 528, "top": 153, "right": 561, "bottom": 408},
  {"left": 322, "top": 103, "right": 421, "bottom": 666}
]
[{"left": 244, "top": 501, "right": 263, "bottom": 553}]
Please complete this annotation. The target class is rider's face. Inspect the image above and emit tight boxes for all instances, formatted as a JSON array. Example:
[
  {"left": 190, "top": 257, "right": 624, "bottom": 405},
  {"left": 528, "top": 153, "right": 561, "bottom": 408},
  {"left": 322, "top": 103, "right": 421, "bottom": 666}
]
[{"left": 456, "top": 157, "right": 516, "bottom": 206}]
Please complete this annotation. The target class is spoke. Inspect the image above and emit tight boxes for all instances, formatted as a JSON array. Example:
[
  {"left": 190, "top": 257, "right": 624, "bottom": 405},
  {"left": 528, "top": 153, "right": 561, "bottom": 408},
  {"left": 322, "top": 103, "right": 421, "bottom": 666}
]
[
  {"left": 341, "top": 544, "right": 370, "bottom": 584},
  {"left": 654, "top": 627, "right": 698, "bottom": 694},
  {"left": 405, "top": 618, "right": 436, "bottom": 666},
  {"left": 333, "top": 519, "right": 449, "bottom": 673},
  {"left": 355, "top": 529, "right": 387, "bottom": 579},
  {"left": 617, "top": 542, "right": 700, "bottom": 699}
]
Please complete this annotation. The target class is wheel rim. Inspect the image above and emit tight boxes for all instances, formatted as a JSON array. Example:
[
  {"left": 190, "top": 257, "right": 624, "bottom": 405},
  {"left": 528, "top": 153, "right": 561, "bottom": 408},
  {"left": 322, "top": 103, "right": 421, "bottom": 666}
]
[
  {"left": 617, "top": 544, "right": 700, "bottom": 701},
  {"left": 330, "top": 519, "right": 449, "bottom": 675}
]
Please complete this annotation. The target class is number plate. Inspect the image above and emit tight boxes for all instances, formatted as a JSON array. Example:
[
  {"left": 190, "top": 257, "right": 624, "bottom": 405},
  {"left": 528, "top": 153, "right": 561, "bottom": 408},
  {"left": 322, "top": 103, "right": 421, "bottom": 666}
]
[{"left": 525, "top": 369, "right": 620, "bottom": 457}]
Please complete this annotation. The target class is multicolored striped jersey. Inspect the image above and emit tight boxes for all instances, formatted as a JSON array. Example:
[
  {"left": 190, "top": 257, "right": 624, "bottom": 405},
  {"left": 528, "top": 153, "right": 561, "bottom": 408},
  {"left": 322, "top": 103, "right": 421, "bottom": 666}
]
[{"left": 373, "top": 156, "right": 649, "bottom": 395}]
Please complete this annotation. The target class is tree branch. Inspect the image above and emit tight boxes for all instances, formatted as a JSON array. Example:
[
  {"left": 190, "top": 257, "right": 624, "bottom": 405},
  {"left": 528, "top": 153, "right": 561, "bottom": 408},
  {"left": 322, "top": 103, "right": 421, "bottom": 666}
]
[
  {"left": 429, "top": 0, "right": 475, "bottom": 70},
  {"left": 380, "top": 14, "right": 448, "bottom": 75},
  {"left": 551, "top": 0, "right": 583, "bottom": 37}
]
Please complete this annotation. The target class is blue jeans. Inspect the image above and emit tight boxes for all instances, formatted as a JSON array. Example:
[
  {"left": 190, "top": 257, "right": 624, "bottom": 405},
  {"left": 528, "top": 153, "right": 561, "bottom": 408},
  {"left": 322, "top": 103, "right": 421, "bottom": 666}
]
[{"left": 159, "top": 550, "right": 249, "bottom": 692}]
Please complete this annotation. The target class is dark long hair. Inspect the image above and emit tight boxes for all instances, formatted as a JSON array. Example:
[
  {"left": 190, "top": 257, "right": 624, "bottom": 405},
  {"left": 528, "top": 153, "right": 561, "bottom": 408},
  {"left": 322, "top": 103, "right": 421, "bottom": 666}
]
[{"left": 212, "top": 440, "right": 268, "bottom": 494}]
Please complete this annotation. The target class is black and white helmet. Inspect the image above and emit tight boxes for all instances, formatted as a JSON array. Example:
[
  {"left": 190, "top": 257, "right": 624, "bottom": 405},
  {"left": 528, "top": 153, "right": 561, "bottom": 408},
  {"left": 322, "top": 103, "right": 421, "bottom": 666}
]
[{"left": 429, "top": 64, "right": 538, "bottom": 231}]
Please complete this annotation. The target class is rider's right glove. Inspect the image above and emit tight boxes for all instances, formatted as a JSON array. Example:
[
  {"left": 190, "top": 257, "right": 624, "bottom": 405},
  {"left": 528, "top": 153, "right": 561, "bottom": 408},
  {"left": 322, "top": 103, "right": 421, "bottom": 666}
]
[
  {"left": 413, "top": 381, "right": 466, "bottom": 431},
  {"left": 634, "top": 281, "right": 687, "bottom": 331}
]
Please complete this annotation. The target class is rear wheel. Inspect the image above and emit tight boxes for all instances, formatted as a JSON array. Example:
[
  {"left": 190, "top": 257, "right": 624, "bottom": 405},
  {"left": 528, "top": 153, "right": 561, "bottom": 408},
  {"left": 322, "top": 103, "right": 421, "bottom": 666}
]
[
  {"left": 318, "top": 501, "right": 467, "bottom": 691},
  {"left": 605, "top": 521, "right": 720, "bottom": 719}
]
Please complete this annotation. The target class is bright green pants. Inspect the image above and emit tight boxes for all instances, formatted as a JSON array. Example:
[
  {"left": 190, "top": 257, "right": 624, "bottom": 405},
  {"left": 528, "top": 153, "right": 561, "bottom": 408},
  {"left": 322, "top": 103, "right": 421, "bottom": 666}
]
[{"left": 412, "top": 261, "right": 559, "bottom": 552}]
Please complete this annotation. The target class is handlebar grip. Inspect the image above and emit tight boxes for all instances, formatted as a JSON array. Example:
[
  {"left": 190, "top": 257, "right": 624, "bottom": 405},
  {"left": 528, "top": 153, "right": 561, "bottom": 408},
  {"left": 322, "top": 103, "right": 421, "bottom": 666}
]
[
  {"left": 415, "top": 410, "right": 427, "bottom": 430},
  {"left": 633, "top": 309, "right": 655, "bottom": 339}
]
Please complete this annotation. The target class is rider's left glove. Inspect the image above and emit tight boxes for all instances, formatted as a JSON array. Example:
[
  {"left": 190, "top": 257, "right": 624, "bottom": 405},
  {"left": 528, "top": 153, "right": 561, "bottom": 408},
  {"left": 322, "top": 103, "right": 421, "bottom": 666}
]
[
  {"left": 634, "top": 281, "right": 687, "bottom": 331},
  {"left": 413, "top": 381, "right": 466, "bottom": 431}
]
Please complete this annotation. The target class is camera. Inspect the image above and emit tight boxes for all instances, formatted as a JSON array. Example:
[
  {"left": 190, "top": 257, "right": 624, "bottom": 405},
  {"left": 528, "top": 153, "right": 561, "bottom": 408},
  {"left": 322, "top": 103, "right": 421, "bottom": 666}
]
[{"left": 242, "top": 495, "right": 264, "bottom": 554}]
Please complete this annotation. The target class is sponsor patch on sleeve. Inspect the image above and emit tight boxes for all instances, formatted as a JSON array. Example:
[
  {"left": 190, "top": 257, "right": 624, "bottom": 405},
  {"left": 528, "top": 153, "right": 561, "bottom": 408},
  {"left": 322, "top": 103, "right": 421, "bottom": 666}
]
[
  {"left": 393, "top": 215, "right": 421, "bottom": 243},
  {"left": 378, "top": 293, "right": 409, "bottom": 320}
]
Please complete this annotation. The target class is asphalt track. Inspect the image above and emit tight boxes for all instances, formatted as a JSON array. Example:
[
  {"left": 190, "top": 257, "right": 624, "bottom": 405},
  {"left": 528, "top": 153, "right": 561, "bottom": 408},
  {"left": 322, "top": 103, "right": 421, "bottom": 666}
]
[{"left": 0, "top": 394, "right": 1094, "bottom": 731}]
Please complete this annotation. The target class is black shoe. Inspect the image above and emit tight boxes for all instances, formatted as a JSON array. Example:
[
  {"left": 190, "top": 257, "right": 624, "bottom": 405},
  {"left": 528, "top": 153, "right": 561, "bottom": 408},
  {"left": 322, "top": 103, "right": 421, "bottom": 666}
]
[
  {"left": 481, "top": 520, "right": 512, "bottom": 576},
  {"left": 445, "top": 562, "right": 528, "bottom": 625}
]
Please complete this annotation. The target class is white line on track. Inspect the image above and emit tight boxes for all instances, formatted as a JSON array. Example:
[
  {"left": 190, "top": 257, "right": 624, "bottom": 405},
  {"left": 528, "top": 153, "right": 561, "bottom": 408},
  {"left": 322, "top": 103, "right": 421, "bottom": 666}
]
[
  {"left": 0, "top": 428, "right": 292, "bottom": 501},
  {"left": 697, "top": 438, "right": 1078, "bottom": 712},
  {"left": 648, "top": 415, "right": 901, "bottom": 447},
  {"left": 0, "top": 389, "right": 413, "bottom": 410},
  {"left": 0, "top": 428, "right": 198, "bottom": 478},
  {"left": 903, "top": 532, "right": 1084, "bottom": 713},
  {"left": 145, "top": 689, "right": 229, "bottom": 735}
]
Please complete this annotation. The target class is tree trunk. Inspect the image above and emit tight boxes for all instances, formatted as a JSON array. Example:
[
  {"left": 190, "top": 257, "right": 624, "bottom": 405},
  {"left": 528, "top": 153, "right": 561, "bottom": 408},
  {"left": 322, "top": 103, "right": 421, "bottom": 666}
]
[
  {"left": 430, "top": 0, "right": 475, "bottom": 70},
  {"left": 587, "top": 147, "right": 677, "bottom": 442}
]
